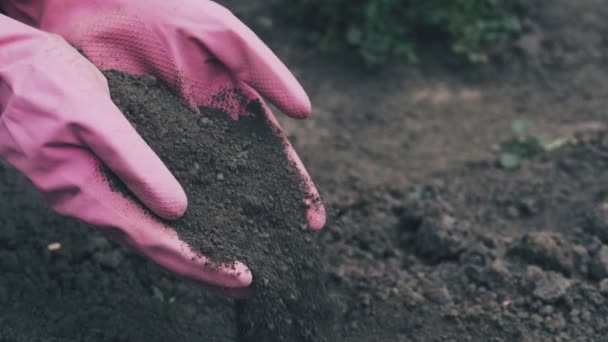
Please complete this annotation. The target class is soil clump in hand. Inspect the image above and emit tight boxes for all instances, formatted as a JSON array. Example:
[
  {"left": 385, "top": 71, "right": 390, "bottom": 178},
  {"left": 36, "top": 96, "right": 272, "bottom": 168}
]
[{"left": 104, "top": 71, "right": 331, "bottom": 342}]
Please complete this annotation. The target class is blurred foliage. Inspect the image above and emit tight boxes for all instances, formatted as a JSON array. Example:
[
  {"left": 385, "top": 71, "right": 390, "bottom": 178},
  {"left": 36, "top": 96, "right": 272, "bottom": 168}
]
[
  {"left": 287, "top": 0, "right": 521, "bottom": 65},
  {"left": 495, "top": 120, "right": 575, "bottom": 171}
]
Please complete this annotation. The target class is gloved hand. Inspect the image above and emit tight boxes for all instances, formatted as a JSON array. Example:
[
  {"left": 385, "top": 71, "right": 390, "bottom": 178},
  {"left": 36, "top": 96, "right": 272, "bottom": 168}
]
[{"left": 0, "top": 1, "right": 325, "bottom": 290}]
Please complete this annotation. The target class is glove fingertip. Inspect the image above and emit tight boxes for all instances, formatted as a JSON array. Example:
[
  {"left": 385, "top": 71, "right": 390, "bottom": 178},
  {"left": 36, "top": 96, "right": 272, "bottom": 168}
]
[
  {"left": 307, "top": 202, "right": 326, "bottom": 232},
  {"left": 214, "top": 261, "right": 253, "bottom": 288},
  {"left": 155, "top": 187, "right": 188, "bottom": 221},
  {"left": 278, "top": 87, "right": 312, "bottom": 120},
  {"left": 234, "top": 261, "right": 254, "bottom": 287},
  {"left": 134, "top": 177, "right": 188, "bottom": 221}
]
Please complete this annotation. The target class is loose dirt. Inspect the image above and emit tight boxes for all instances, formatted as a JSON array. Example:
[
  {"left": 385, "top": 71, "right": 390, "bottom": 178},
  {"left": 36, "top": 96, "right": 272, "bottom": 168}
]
[
  {"left": 2, "top": 0, "right": 608, "bottom": 341},
  {"left": 105, "top": 71, "right": 331, "bottom": 342}
]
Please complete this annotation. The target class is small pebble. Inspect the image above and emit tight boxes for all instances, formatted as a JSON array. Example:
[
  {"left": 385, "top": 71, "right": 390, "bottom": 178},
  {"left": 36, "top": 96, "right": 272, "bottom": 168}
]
[
  {"left": 540, "top": 305, "right": 555, "bottom": 316},
  {"left": 600, "top": 278, "right": 608, "bottom": 295},
  {"left": 47, "top": 242, "right": 61, "bottom": 252},
  {"left": 361, "top": 294, "right": 371, "bottom": 306}
]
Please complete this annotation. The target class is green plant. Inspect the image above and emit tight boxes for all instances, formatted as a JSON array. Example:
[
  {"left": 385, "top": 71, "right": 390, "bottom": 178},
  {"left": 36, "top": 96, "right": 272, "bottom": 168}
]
[
  {"left": 151, "top": 285, "right": 176, "bottom": 304},
  {"left": 408, "top": 185, "right": 432, "bottom": 200},
  {"left": 495, "top": 120, "right": 575, "bottom": 170},
  {"left": 415, "top": 0, "right": 521, "bottom": 63},
  {"left": 287, "top": 0, "right": 520, "bottom": 65}
]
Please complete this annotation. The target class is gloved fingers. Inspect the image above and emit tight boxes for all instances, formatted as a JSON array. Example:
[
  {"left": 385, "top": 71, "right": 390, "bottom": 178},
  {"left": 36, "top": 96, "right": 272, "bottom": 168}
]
[
  {"left": 77, "top": 100, "right": 188, "bottom": 220},
  {"left": 69, "top": 163, "right": 252, "bottom": 289},
  {"left": 132, "top": 227, "right": 253, "bottom": 289},
  {"left": 262, "top": 103, "right": 326, "bottom": 231},
  {"left": 239, "top": 85, "right": 326, "bottom": 231},
  {"left": 198, "top": 2, "right": 311, "bottom": 119},
  {"left": 0, "top": 31, "right": 186, "bottom": 222},
  {"left": 101, "top": 223, "right": 253, "bottom": 290},
  {"left": 40, "top": 147, "right": 253, "bottom": 289}
]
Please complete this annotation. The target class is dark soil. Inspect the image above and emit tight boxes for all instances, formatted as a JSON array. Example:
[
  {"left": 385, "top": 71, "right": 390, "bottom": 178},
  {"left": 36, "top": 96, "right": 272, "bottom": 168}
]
[
  {"left": 104, "top": 71, "right": 330, "bottom": 342},
  {"left": 3, "top": 0, "right": 608, "bottom": 341}
]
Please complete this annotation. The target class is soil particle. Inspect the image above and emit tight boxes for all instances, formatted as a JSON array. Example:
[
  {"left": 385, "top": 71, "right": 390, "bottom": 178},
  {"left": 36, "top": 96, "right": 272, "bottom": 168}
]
[
  {"left": 0, "top": 251, "right": 19, "bottom": 272},
  {"left": 463, "top": 259, "right": 510, "bottom": 289},
  {"left": 415, "top": 214, "right": 471, "bottom": 262},
  {"left": 585, "top": 202, "right": 608, "bottom": 243},
  {"left": 94, "top": 250, "right": 123, "bottom": 270},
  {"left": 527, "top": 266, "right": 571, "bottom": 303},
  {"left": 599, "top": 279, "right": 608, "bottom": 296},
  {"left": 589, "top": 245, "right": 608, "bottom": 280},
  {"left": 572, "top": 244, "right": 591, "bottom": 276},
  {"left": 104, "top": 72, "right": 331, "bottom": 342},
  {"left": 508, "top": 232, "right": 575, "bottom": 275}
]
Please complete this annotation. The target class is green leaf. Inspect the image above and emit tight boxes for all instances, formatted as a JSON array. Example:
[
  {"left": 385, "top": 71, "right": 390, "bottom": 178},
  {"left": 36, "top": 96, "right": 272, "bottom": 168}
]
[
  {"left": 503, "top": 16, "right": 521, "bottom": 31},
  {"left": 346, "top": 26, "right": 362, "bottom": 45},
  {"left": 288, "top": 0, "right": 520, "bottom": 67},
  {"left": 408, "top": 185, "right": 429, "bottom": 200},
  {"left": 541, "top": 137, "right": 575, "bottom": 151},
  {"left": 152, "top": 286, "right": 165, "bottom": 302},
  {"left": 500, "top": 152, "right": 521, "bottom": 170},
  {"left": 511, "top": 120, "right": 533, "bottom": 135}
]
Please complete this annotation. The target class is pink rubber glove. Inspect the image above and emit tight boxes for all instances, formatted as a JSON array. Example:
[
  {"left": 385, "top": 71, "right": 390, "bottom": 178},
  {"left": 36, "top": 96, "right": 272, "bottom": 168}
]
[{"left": 0, "top": 1, "right": 325, "bottom": 290}]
